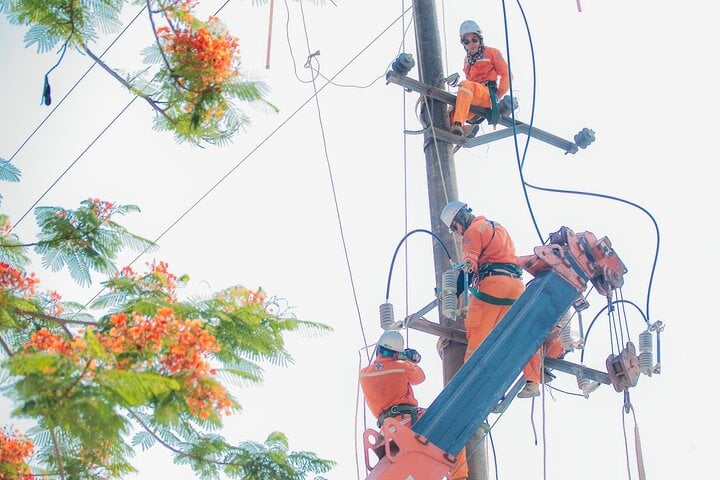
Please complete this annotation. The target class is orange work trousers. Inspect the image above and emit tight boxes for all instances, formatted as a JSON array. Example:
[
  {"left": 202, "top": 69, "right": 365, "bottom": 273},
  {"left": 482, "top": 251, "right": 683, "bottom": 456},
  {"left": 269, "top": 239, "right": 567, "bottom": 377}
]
[
  {"left": 451, "top": 80, "right": 492, "bottom": 125},
  {"left": 524, "top": 325, "right": 565, "bottom": 383},
  {"left": 463, "top": 276, "right": 525, "bottom": 361},
  {"left": 387, "top": 411, "right": 469, "bottom": 479}
]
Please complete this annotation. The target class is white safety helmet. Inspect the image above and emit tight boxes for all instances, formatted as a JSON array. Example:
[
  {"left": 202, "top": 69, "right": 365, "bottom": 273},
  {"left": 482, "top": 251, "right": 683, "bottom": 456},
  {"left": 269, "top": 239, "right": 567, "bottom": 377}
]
[
  {"left": 459, "top": 20, "right": 482, "bottom": 38},
  {"left": 377, "top": 330, "right": 404, "bottom": 353},
  {"left": 440, "top": 200, "right": 468, "bottom": 230}
]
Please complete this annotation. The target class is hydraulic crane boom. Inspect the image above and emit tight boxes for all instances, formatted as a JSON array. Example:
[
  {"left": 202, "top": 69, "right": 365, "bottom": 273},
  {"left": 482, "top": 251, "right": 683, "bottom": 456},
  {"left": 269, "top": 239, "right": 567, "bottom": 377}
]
[{"left": 363, "top": 227, "right": 627, "bottom": 480}]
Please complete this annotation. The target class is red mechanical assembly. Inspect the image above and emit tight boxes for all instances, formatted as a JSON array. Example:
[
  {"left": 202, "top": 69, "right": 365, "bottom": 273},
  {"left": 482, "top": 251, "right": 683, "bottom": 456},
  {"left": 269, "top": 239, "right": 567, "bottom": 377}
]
[
  {"left": 606, "top": 341, "right": 641, "bottom": 392},
  {"left": 518, "top": 226, "right": 628, "bottom": 297},
  {"left": 363, "top": 417, "right": 457, "bottom": 480}
]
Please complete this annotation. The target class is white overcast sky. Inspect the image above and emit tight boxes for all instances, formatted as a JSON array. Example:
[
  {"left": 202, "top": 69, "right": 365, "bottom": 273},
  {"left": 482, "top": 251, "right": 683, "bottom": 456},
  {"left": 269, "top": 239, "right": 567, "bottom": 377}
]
[{"left": 1, "top": 0, "right": 718, "bottom": 479}]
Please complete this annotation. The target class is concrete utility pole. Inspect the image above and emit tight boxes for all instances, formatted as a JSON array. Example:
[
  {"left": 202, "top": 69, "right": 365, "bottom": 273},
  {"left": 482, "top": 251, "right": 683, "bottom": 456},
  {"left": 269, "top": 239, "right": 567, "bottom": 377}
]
[{"left": 411, "top": 1, "right": 488, "bottom": 478}]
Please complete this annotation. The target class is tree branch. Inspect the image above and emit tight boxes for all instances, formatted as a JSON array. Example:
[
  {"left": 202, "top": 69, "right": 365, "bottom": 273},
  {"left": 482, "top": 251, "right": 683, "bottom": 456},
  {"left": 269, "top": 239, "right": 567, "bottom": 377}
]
[
  {"left": 0, "top": 335, "right": 14, "bottom": 356},
  {"left": 82, "top": 44, "right": 176, "bottom": 125},
  {"left": 13, "top": 308, "right": 98, "bottom": 326},
  {"left": 146, "top": 0, "right": 197, "bottom": 94},
  {"left": 50, "top": 428, "right": 66, "bottom": 480},
  {"left": 128, "top": 410, "right": 237, "bottom": 467}
]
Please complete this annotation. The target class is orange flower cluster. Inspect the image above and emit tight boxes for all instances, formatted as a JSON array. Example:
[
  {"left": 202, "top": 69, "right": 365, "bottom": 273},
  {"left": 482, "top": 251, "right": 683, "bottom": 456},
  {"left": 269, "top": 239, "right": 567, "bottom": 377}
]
[
  {"left": 25, "top": 329, "right": 87, "bottom": 364},
  {"left": 99, "top": 308, "right": 231, "bottom": 419},
  {"left": 225, "top": 286, "right": 265, "bottom": 306},
  {"left": 0, "top": 262, "right": 39, "bottom": 297},
  {"left": 158, "top": 16, "right": 239, "bottom": 91},
  {"left": 171, "top": 0, "right": 199, "bottom": 9},
  {"left": 0, "top": 428, "right": 34, "bottom": 480},
  {"left": 87, "top": 198, "right": 114, "bottom": 221},
  {"left": 115, "top": 261, "right": 178, "bottom": 302},
  {"left": 43, "top": 290, "right": 64, "bottom": 316}
]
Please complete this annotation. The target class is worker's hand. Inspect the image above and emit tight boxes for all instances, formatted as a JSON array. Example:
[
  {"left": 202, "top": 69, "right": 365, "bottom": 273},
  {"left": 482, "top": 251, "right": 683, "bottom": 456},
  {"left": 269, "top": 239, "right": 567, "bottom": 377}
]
[
  {"left": 403, "top": 348, "right": 422, "bottom": 363},
  {"left": 461, "top": 261, "right": 474, "bottom": 274}
]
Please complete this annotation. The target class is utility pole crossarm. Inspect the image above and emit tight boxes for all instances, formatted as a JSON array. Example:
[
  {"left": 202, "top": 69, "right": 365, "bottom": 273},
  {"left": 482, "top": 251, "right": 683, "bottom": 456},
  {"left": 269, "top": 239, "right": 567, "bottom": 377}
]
[{"left": 386, "top": 70, "right": 592, "bottom": 154}]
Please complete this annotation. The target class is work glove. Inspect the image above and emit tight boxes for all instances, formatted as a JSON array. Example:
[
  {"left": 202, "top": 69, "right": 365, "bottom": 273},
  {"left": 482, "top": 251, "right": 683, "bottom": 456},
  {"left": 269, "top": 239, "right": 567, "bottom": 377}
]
[
  {"left": 445, "top": 72, "right": 460, "bottom": 87},
  {"left": 461, "top": 261, "right": 474, "bottom": 274},
  {"left": 402, "top": 348, "right": 422, "bottom": 363}
]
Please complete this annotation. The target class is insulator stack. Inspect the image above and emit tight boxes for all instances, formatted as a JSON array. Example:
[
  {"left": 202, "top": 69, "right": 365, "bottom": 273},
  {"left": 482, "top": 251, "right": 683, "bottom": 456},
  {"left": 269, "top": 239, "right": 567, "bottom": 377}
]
[
  {"left": 440, "top": 269, "right": 458, "bottom": 320},
  {"left": 577, "top": 374, "right": 599, "bottom": 398},
  {"left": 638, "top": 330, "right": 653, "bottom": 376},
  {"left": 391, "top": 53, "right": 415, "bottom": 75},
  {"left": 559, "top": 309, "right": 575, "bottom": 352},
  {"left": 379, "top": 302, "right": 394, "bottom": 330}
]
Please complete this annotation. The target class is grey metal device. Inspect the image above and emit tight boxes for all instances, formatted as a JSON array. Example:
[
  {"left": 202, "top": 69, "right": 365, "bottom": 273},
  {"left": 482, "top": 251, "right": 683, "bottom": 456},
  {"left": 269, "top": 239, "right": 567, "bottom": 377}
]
[{"left": 412, "top": 271, "right": 579, "bottom": 456}]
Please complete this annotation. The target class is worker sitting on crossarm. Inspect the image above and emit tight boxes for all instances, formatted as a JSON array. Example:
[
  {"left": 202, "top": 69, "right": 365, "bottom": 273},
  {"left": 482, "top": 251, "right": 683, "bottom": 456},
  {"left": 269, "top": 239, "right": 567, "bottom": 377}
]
[{"left": 449, "top": 20, "right": 511, "bottom": 137}]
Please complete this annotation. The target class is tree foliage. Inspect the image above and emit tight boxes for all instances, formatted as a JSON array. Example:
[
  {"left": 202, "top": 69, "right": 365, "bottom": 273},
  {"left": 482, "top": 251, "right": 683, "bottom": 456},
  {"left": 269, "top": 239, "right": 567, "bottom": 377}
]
[
  {"left": 0, "top": 159, "right": 335, "bottom": 478},
  {"left": 0, "top": 0, "right": 279, "bottom": 145}
]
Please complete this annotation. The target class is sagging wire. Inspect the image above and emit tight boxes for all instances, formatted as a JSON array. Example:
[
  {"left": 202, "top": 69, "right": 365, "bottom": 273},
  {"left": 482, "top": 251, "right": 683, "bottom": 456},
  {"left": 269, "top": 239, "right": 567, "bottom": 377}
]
[
  {"left": 0, "top": 6, "right": 148, "bottom": 188},
  {"left": 580, "top": 299, "right": 649, "bottom": 365},
  {"left": 384, "top": 229, "right": 452, "bottom": 302},
  {"left": 297, "top": 1, "right": 372, "bottom": 366},
  {"left": 402, "top": 0, "right": 410, "bottom": 324},
  {"left": 62, "top": 3, "right": 417, "bottom": 325},
  {"left": 499, "top": 0, "right": 544, "bottom": 244},
  {"left": 524, "top": 182, "right": 660, "bottom": 324},
  {"left": 12, "top": 98, "right": 140, "bottom": 229},
  {"left": 314, "top": 13, "right": 415, "bottom": 89}
]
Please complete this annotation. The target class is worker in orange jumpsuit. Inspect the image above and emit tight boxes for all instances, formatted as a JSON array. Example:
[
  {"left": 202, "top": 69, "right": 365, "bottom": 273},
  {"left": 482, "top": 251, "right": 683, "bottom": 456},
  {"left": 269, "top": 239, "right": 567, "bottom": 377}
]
[
  {"left": 360, "top": 330, "right": 469, "bottom": 479},
  {"left": 449, "top": 20, "right": 510, "bottom": 137},
  {"left": 441, "top": 200, "right": 554, "bottom": 398}
]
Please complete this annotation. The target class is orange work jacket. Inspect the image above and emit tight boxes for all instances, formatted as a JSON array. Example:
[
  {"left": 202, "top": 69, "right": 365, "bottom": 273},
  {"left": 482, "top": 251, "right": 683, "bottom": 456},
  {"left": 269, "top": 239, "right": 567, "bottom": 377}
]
[
  {"left": 359, "top": 356, "right": 425, "bottom": 418},
  {"left": 464, "top": 46, "right": 510, "bottom": 99},
  {"left": 461, "top": 216, "right": 519, "bottom": 272}
]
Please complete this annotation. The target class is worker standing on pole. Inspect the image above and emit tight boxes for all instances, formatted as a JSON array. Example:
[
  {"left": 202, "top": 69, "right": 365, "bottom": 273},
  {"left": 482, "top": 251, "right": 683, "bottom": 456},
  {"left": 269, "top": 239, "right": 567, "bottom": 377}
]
[
  {"left": 360, "top": 331, "right": 469, "bottom": 479},
  {"left": 441, "top": 200, "right": 546, "bottom": 398},
  {"left": 449, "top": 20, "right": 510, "bottom": 137}
]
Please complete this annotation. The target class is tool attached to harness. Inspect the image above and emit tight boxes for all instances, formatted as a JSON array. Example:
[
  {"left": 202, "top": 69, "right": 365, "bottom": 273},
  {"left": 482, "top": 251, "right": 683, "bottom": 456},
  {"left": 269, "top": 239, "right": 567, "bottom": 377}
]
[{"left": 377, "top": 403, "right": 419, "bottom": 427}]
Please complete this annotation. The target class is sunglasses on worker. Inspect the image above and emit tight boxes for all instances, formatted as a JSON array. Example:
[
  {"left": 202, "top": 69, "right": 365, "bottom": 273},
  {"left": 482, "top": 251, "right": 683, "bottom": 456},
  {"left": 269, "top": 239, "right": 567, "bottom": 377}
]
[{"left": 462, "top": 37, "right": 480, "bottom": 45}]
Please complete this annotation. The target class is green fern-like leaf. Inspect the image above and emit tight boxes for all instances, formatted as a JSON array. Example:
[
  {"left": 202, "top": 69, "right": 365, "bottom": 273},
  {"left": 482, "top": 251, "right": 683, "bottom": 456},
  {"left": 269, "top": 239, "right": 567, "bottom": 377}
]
[
  {"left": 0, "top": 158, "right": 21, "bottom": 182},
  {"left": 97, "top": 370, "right": 180, "bottom": 408},
  {"left": 131, "top": 430, "right": 156, "bottom": 451}
]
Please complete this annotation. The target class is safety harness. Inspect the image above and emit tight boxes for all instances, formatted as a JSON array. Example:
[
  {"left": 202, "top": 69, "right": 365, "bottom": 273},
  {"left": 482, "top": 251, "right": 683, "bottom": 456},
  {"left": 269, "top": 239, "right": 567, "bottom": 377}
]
[
  {"left": 467, "top": 220, "right": 523, "bottom": 306},
  {"left": 377, "top": 403, "right": 420, "bottom": 427}
]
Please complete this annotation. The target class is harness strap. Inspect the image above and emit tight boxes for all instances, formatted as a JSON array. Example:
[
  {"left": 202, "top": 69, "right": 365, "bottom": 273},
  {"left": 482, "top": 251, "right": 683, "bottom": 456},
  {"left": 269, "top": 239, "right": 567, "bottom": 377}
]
[
  {"left": 377, "top": 403, "right": 419, "bottom": 427},
  {"left": 468, "top": 285, "right": 517, "bottom": 306},
  {"left": 486, "top": 80, "right": 499, "bottom": 125},
  {"left": 476, "top": 262, "right": 523, "bottom": 279},
  {"left": 468, "top": 262, "right": 522, "bottom": 305}
]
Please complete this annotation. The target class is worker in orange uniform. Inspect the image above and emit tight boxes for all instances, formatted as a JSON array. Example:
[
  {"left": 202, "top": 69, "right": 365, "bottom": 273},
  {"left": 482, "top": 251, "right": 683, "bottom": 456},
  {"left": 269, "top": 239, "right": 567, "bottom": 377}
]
[
  {"left": 449, "top": 20, "right": 511, "bottom": 137},
  {"left": 441, "top": 200, "right": 548, "bottom": 398},
  {"left": 360, "top": 330, "right": 469, "bottom": 479}
]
